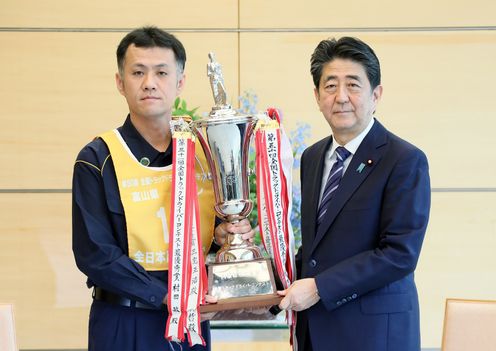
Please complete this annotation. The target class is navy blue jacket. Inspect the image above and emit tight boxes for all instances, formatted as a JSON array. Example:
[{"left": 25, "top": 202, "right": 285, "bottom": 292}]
[
  {"left": 72, "top": 116, "right": 214, "bottom": 351},
  {"left": 297, "top": 119, "right": 430, "bottom": 351}
]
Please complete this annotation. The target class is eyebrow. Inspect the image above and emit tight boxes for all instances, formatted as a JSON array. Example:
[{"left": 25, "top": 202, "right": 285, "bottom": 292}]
[
  {"left": 131, "top": 63, "right": 170, "bottom": 69},
  {"left": 322, "top": 74, "right": 362, "bottom": 83},
  {"left": 346, "top": 74, "right": 361, "bottom": 81}
]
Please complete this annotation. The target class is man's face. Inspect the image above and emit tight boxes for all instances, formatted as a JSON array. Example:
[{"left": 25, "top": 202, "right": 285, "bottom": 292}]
[
  {"left": 314, "top": 58, "right": 382, "bottom": 142},
  {"left": 116, "top": 44, "right": 185, "bottom": 121}
]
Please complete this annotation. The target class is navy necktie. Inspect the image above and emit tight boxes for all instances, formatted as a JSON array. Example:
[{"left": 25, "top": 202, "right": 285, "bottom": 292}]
[{"left": 317, "top": 146, "right": 351, "bottom": 226}]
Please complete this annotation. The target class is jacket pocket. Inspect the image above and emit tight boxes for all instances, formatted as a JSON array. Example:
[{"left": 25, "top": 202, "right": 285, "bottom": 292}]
[{"left": 360, "top": 293, "right": 412, "bottom": 314}]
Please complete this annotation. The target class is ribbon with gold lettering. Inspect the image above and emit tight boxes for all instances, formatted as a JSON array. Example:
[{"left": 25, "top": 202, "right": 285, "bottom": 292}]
[
  {"left": 255, "top": 108, "right": 296, "bottom": 348},
  {"left": 165, "top": 126, "right": 206, "bottom": 346}
]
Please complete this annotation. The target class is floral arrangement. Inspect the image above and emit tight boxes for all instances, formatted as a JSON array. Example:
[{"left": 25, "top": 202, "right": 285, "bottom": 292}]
[{"left": 237, "top": 91, "right": 310, "bottom": 249}]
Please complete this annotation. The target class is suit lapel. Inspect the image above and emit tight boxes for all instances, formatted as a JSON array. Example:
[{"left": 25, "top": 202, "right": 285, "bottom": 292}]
[{"left": 310, "top": 120, "right": 388, "bottom": 253}]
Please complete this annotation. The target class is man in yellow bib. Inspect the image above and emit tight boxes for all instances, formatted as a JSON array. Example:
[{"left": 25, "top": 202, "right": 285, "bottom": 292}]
[{"left": 72, "top": 26, "right": 254, "bottom": 351}]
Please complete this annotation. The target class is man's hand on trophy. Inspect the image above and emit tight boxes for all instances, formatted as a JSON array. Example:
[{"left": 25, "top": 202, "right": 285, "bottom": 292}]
[
  {"left": 277, "top": 278, "right": 320, "bottom": 311},
  {"left": 213, "top": 218, "right": 255, "bottom": 246},
  {"left": 200, "top": 294, "right": 219, "bottom": 321}
]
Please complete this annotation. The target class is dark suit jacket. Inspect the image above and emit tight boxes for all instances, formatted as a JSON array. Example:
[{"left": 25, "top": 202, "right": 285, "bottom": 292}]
[{"left": 296, "top": 119, "right": 430, "bottom": 351}]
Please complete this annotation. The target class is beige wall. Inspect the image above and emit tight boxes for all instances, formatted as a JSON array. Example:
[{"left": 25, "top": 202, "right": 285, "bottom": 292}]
[{"left": 1, "top": 0, "right": 495, "bottom": 349}]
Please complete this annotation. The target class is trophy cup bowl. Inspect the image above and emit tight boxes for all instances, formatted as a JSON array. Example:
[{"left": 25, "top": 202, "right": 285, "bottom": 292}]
[
  {"left": 193, "top": 113, "right": 260, "bottom": 262},
  {"left": 193, "top": 112, "right": 281, "bottom": 313}
]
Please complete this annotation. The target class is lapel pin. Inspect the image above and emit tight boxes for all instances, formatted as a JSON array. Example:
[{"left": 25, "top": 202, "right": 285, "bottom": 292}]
[
  {"left": 367, "top": 159, "right": 373, "bottom": 165},
  {"left": 140, "top": 157, "right": 150, "bottom": 166},
  {"left": 356, "top": 163, "right": 366, "bottom": 173}
]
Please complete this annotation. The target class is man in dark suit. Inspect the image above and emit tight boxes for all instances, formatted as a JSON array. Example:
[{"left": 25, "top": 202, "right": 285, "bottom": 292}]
[{"left": 278, "top": 37, "right": 431, "bottom": 351}]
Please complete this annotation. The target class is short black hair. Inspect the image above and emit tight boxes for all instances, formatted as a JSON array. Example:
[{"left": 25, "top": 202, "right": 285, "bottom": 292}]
[
  {"left": 116, "top": 26, "right": 186, "bottom": 75},
  {"left": 310, "top": 37, "right": 381, "bottom": 89}
]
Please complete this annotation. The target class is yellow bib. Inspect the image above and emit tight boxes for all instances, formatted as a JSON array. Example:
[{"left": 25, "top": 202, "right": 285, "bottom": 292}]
[{"left": 100, "top": 129, "right": 216, "bottom": 271}]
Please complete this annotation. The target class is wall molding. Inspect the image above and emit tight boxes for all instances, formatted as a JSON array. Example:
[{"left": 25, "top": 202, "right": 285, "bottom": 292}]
[{"left": 1, "top": 26, "right": 496, "bottom": 33}]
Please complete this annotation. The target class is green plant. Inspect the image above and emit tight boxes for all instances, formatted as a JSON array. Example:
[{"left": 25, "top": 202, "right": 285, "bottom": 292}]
[{"left": 172, "top": 97, "right": 201, "bottom": 120}]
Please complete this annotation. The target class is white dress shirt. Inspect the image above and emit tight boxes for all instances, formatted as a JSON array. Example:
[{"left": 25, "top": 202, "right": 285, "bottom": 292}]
[{"left": 318, "top": 118, "right": 375, "bottom": 204}]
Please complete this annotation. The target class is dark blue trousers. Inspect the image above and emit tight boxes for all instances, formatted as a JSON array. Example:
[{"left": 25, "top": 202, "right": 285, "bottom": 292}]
[{"left": 89, "top": 300, "right": 211, "bottom": 351}]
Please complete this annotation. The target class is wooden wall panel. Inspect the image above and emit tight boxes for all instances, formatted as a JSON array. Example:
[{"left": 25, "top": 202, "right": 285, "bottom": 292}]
[
  {"left": 0, "top": 0, "right": 237, "bottom": 28},
  {"left": 0, "top": 32, "right": 238, "bottom": 189},
  {"left": 416, "top": 192, "right": 496, "bottom": 347},
  {"left": 239, "top": 31, "right": 496, "bottom": 188},
  {"left": 240, "top": 0, "right": 496, "bottom": 28}
]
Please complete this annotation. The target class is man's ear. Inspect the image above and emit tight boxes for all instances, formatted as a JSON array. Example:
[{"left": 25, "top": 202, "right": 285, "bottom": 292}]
[
  {"left": 115, "top": 72, "right": 124, "bottom": 96},
  {"left": 371, "top": 85, "right": 383, "bottom": 115},
  {"left": 314, "top": 86, "right": 322, "bottom": 111},
  {"left": 314, "top": 86, "right": 320, "bottom": 102},
  {"left": 373, "top": 85, "right": 383, "bottom": 104},
  {"left": 176, "top": 73, "right": 186, "bottom": 96}
]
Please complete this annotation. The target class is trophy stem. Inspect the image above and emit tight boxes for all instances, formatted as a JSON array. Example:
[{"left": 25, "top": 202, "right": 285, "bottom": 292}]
[{"left": 216, "top": 233, "right": 263, "bottom": 262}]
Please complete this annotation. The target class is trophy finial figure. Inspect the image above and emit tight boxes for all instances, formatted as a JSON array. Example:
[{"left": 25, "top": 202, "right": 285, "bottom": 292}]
[{"left": 207, "top": 52, "right": 228, "bottom": 108}]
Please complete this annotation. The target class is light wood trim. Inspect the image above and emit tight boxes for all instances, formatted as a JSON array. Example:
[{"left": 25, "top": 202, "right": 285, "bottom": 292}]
[
  {"left": 239, "top": 31, "right": 496, "bottom": 188},
  {"left": 0, "top": 0, "right": 237, "bottom": 28},
  {"left": 0, "top": 32, "right": 238, "bottom": 189},
  {"left": 240, "top": 0, "right": 496, "bottom": 28}
]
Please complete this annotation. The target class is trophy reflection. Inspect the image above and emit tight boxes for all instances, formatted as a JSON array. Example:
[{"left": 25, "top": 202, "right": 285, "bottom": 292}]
[{"left": 192, "top": 53, "right": 281, "bottom": 312}]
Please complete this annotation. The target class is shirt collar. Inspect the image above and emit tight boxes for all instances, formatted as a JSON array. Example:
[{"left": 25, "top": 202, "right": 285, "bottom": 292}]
[
  {"left": 118, "top": 115, "right": 172, "bottom": 166},
  {"left": 330, "top": 118, "right": 375, "bottom": 158}
]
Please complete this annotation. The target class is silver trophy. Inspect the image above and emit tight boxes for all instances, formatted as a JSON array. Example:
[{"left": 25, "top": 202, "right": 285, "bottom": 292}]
[{"left": 192, "top": 53, "right": 281, "bottom": 312}]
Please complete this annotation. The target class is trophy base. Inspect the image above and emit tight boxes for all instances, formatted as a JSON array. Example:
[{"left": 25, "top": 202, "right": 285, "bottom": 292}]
[
  {"left": 201, "top": 258, "right": 281, "bottom": 313},
  {"left": 200, "top": 293, "right": 282, "bottom": 313}
]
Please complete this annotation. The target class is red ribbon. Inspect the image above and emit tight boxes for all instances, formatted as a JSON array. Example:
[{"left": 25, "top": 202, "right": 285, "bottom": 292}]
[
  {"left": 255, "top": 109, "right": 297, "bottom": 349},
  {"left": 166, "top": 133, "right": 206, "bottom": 346}
]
